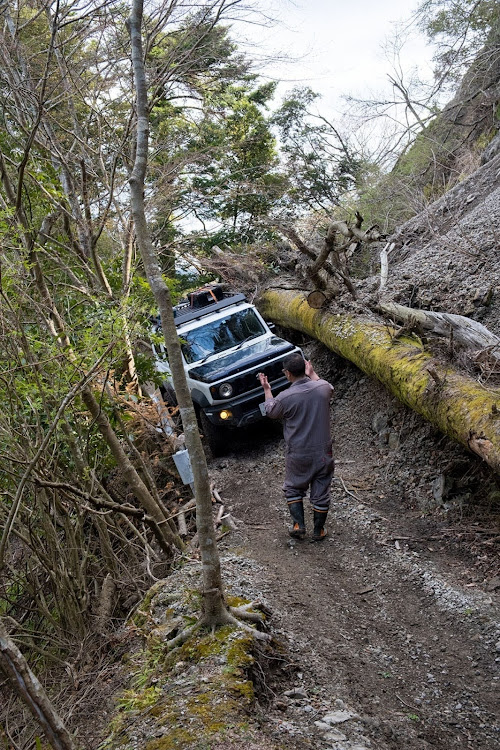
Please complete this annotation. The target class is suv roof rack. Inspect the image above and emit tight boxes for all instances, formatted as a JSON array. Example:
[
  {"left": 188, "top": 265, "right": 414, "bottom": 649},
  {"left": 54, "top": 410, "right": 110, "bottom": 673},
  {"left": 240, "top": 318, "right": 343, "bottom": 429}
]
[{"left": 173, "top": 293, "right": 247, "bottom": 326}]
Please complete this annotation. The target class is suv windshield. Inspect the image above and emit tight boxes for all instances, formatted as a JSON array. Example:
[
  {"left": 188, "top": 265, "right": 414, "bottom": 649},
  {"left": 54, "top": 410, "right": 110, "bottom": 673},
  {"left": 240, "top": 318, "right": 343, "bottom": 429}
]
[{"left": 181, "top": 308, "right": 266, "bottom": 364}]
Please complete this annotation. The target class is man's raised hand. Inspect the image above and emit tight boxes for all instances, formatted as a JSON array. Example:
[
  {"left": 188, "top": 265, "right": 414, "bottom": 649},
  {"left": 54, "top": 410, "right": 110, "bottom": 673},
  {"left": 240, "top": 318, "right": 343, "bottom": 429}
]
[{"left": 305, "top": 360, "right": 319, "bottom": 380}]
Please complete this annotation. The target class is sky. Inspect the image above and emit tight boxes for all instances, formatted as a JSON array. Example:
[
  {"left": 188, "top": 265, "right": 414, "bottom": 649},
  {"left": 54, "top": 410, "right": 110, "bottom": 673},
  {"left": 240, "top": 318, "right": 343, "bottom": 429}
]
[{"left": 231, "top": 0, "right": 436, "bottom": 127}]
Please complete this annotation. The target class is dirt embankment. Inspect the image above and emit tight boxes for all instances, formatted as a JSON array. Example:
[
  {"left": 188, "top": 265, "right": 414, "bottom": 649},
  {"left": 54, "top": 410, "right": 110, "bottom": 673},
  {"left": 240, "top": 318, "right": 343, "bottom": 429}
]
[{"left": 208, "top": 346, "right": 499, "bottom": 750}]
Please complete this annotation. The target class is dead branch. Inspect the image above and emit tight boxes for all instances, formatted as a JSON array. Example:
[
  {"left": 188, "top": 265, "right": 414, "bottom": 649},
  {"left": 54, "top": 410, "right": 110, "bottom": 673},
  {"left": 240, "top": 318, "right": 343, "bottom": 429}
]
[
  {"left": 378, "top": 241, "right": 396, "bottom": 295},
  {"left": 278, "top": 218, "right": 383, "bottom": 301},
  {"left": 379, "top": 302, "right": 500, "bottom": 361},
  {"left": 94, "top": 574, "right": 117, "bottom": 635},
  {"left": 0, "top": 620, "right": 77, "bottom": 750},
  {"left": 328, "top": 219, "right": 383, "bottom": 243},
  {"left": 211, "top": 487, "right": 223, "bottom": 504},
  {"left": 214, "top": 505, "right": 225, "bottom": 526},
  {"left": 177, "top": 511, "right": 188, "bottom": 537}
]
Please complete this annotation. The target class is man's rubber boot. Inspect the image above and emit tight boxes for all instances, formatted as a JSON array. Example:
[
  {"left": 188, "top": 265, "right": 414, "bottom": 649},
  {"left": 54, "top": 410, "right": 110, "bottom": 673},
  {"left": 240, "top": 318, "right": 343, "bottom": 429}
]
[
  {"left": 311, "top": 509, "right": 328, "bottom": 542},
  {"left": 288, "top": 500, "right": 306, "bottom": 540}
]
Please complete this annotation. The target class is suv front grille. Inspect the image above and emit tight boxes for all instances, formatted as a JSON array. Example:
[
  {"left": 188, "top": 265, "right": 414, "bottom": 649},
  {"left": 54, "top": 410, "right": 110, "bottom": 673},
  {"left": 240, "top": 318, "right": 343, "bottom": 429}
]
[
  {"left": 243, "top": 359, "right": 284, "bottom": 391},
  {"left": 227, "top": 358, "right": 285, "bottom": 398},
  {"left": 210, "top": 357, "right": 287, "bottom": 400}
]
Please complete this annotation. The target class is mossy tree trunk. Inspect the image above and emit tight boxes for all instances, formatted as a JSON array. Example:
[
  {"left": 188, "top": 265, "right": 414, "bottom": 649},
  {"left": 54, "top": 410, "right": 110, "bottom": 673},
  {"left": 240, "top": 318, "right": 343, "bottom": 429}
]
[{"left": 257, "top": 288, "right": 500, "bottom": 474}]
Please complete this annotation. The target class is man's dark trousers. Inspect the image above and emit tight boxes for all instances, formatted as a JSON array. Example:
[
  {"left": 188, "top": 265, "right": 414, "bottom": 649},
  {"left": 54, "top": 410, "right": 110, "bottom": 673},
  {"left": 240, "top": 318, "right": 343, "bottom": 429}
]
[{"left": 283, "top": 445, "right": 334, "bottom": 511}]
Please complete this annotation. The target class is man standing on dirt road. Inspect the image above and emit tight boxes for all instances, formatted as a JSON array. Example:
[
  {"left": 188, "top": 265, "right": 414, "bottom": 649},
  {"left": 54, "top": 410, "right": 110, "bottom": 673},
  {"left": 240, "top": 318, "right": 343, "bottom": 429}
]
[{"left": 258, "top": 353, "right": 334, "bottom": 542}]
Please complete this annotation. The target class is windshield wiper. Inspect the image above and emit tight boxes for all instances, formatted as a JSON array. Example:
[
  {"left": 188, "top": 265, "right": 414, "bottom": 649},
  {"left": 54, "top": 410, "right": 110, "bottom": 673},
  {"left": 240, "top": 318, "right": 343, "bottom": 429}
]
[
  {"left": 194, "top": 335, "right": 259, "bottom": 363},
  {"left": 235, "top": 334, "right": 259, "bottom": 350},
  {"left": 197, "top": 352, "right": 216, "bottom": 364}
]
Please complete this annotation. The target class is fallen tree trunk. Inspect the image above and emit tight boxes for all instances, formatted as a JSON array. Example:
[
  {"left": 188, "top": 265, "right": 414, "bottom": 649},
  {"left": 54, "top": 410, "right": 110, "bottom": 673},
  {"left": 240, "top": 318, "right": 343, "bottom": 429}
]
[
  {"left": 257, "top": 288, "right": 500, "bottom": 474},
  {"left": 379, "top": 302, "right": 500, "bottom": 361}
]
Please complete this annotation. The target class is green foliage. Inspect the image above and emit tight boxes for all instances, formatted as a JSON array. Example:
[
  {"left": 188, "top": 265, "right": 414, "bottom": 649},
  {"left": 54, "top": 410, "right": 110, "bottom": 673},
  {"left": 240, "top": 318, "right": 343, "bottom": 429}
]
[
  {"left": 394, "top": 127, "right": 439, "bottom": 178},
  {"left": 154, "top": 83, "right": 282, "bottom": 248},
  {"left": 416, "top": 0, "right": 500, "bottom": 85},
  {"left": 272, "top": 87, "right": 364, "bottom": 214},
  {"left": 117, "top": 686, "right": 163, "bottom": 713},
  {"left": 147, "top": 21, "right": 284, "bottom": 250},
  {"left": 346, "top": 166, "right": 423, "bottom": 235},
  {"left": 149, "top": 18, "right": 241, "bottom": 96},
  {"left": 419, "top": 0, "right": 499, "bottom": 44}
]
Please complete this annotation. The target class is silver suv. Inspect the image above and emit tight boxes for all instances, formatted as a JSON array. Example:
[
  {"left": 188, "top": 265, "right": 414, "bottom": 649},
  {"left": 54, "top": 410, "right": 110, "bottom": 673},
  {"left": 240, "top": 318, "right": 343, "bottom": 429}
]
[{"left": 152, "top": 286, "right": 301, "bottom": 454}]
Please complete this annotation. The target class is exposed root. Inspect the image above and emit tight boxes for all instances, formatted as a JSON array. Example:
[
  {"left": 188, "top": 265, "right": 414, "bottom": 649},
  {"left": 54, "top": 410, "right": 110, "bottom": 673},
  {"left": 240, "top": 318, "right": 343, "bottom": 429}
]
[
  {"left": 225, "top": 600, "right": 272, "bottom": 640},
  {"left": 225, "top": 612, "right": 272, "bottom": 641},
  {"left": 165, "top": 622, "right": 202, "bottom": 651},
  {"left": 229, "top": 601, "right": 268, "bottom": 624},
  {"left": 165, "top": 605, "right": 271, "bottom": 653}
]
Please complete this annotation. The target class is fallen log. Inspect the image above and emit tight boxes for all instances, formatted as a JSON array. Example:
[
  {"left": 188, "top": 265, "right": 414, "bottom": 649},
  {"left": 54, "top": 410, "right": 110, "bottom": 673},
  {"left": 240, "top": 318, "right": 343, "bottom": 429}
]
[
  {"left": 379, "top": 302, "right": 500, "bottom": 361},
  {"left": 0, "top": 620, "right": 77, "bottom": 750},
  {"left": 257, "top": 288, "right": 500, "bottom": 474}
]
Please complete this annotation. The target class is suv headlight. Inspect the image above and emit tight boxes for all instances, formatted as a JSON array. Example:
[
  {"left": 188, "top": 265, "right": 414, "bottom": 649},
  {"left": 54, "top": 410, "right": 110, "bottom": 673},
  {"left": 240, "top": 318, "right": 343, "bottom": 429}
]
[{"left": 218, "top": 382, "right": 233, "bottom": 398}]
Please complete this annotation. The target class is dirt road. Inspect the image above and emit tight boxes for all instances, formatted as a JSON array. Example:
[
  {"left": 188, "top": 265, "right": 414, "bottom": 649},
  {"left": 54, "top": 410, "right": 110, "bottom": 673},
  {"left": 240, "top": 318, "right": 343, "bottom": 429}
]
[{"left": 208, "top": 367, "right": 500, "bottom": 750}]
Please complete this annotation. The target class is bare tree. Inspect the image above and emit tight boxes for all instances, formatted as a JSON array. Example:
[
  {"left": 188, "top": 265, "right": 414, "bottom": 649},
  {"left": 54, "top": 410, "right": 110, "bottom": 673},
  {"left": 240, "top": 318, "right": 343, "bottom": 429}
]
[
  {"left": 344, "top": 25, "right": 443, "bottom": 167},
  {"left": 127, "top": 0, "right": 268, "bottom": 637}
]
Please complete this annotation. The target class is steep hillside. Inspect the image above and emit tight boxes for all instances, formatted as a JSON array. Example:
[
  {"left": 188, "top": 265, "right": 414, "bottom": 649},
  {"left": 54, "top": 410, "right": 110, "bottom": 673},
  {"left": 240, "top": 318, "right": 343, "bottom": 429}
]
[
  {"left": 376, "top": 150, "right": 500, "bottom": 339},
  {"left": 393, "top": 20, "right": 500, "bottom": 200}
]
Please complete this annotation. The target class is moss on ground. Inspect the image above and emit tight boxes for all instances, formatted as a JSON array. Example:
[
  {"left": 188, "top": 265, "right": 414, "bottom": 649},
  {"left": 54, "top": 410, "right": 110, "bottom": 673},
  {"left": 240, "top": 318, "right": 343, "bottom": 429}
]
[{"left": 101, "top": 583, "right": 262, "bottom": 750}]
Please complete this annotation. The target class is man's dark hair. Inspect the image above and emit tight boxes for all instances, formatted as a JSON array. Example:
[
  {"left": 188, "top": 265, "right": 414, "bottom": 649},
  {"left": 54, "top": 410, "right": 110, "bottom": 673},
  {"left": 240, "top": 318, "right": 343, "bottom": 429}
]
[{"left": 283, "top": 353, "right": 306, "bottom": 377}]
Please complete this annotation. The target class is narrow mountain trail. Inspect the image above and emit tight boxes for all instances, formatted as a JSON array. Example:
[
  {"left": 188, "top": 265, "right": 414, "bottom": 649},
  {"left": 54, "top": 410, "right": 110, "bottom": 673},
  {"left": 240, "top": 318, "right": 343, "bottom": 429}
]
[{"left": 208, "top": 365, "right": 500, "bottom": 750}]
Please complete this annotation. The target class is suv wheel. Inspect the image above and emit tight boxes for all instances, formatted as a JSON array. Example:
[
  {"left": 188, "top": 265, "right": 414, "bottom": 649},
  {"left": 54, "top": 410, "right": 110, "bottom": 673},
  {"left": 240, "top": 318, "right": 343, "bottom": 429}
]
[
  {"left": 161, "top": 383, "right": 177, "bottom": 406},
  {"left": 199, "top": 410, "right": 228, "bottom": 457}
]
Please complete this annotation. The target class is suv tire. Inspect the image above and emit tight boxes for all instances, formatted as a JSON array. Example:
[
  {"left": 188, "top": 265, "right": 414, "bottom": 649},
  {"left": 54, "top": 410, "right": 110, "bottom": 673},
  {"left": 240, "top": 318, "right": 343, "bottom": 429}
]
[
  {"left": 161, "top": 383, "right": 177, "bottom": 407},
  {"left": 199, "top": 410, "right": 228, "bottom": 457}
]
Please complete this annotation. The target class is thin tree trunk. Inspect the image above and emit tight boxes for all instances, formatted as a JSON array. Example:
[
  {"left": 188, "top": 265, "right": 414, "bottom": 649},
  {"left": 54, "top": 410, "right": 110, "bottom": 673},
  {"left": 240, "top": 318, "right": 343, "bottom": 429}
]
[
  {"left": 127, "top": 0, "right": 229, "bottom": 626},
  {"left": 0, "top": 620, "right": 78, "bottom": 750},
  {"left": 121, "top": 218, "right": 141, "bottom": 386}
]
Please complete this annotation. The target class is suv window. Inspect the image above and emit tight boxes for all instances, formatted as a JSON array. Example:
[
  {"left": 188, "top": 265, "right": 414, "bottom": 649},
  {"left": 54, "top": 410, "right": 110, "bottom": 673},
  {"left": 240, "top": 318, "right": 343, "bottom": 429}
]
[{"left": 181, "top": 308, "right": 266, "bottom": 364}]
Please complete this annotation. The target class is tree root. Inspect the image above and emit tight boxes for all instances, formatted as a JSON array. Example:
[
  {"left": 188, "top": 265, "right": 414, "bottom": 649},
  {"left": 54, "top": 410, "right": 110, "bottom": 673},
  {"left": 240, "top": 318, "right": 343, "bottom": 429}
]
[
  {"left": 229, "top": 600, "right": 269, "bottom": 624},
  {"left": 224, "top": 612, "right": 272, "bottom": 642},
  {"left": 165, "top": 622, "right": 202, "bottom": 652},
  {"left": 165, "top": 602, "right": 271, "bottom": 652}
]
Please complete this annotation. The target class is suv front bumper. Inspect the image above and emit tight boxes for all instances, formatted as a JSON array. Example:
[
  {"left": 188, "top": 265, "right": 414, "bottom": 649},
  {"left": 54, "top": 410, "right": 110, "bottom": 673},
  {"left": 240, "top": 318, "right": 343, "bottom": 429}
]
[{"left": 202, "top": 376, "right": 289, "bottom": 428}]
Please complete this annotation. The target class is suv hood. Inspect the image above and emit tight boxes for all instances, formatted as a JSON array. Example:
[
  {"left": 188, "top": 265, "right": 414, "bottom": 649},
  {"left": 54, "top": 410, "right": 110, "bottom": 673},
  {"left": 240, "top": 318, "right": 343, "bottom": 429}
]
[{"left": 188, "top": 336, "right": 295, "bottom": 383}]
